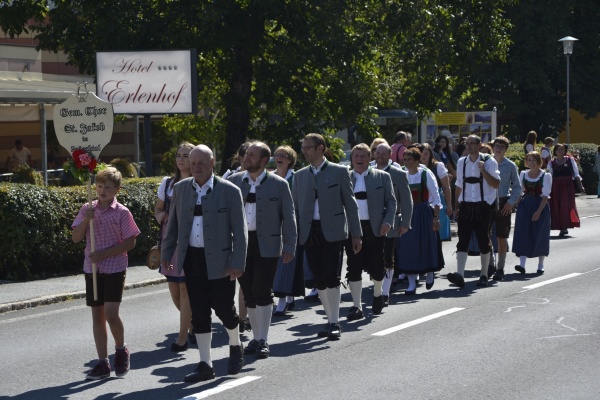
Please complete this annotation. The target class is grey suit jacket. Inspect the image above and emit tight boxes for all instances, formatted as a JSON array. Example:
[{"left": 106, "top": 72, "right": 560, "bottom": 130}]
[
  {"left": 161, "top": 175, "right": 248, "bottom": 279},
  {"left": 292, "top": 160, "right": 362, "bottom": 244},
  {"left": 383, "top": 164, "right": 414, "bottom": 237},
  {"left": 350, "top": 167, "right": 396, "bottom": 237},
  {"left": 227, "top": 170, "right": 297, "bottom": 258}
]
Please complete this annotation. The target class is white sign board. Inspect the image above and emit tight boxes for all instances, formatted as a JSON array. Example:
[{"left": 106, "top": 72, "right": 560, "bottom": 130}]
[
  {"left": 96, "top": 50, "right": 197, "bottom": 114},
  {"left": 53, "top": 93, "right": 114, "bottom": 159}
]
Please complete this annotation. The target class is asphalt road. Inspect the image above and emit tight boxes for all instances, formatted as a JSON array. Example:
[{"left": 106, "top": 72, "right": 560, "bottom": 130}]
[{"left": 1, "top": 196, "right": 600, "bottom": 400}]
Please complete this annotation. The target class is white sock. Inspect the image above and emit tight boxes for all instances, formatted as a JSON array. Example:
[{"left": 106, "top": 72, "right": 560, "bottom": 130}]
[
  {"left": 247, "top": 307, "right": 258, "bottom": 340},
  {"left": 349, "top": 281, "right": 362, "bottom": 309},
  {"left": 520, "top": 256, "right": 527, "bottom": 268},
  {"left": 480, "top": 253, "right": 490, "bottom": 277},
  {"left": 226, "top": 327, "right": 240, "bottom": 346},
  {"left": 275, "top": 297, "right": 286, "bottom": 312},
  {"left": 255, "top": 305, "right": 272, "bottom": 341},
  {"left": 195, "top": 332, "right": 212, "bottom": 367},
  {"left": 456, "top": 252, "right": 468, "bottom": 277},
  {"left": 498, "top": 253, "right": 507, "bottom": 270},
  {"left": 286, "top": 296, "right": 294, "bottom": 303},
  {"left": 382, "top": 269, "right": 393, "bottom": 296},
  {"left": 318, "top": 288, "right": 331, "bottom": 321},
  {"left": 538, "top": 256, "right": 545, "bottom": 270},
  {"left": 398, "top": 273, "right": 406, "bottom": 280},
  {"left": 407, "top": 274, "right": 418, "bottom": 291},
  {"left": 373, "top": 279, "right": 383, "bottom": 297},
  {"left": 308, "top": 287, "right": 318, "bottom": 296},
  {"left": 327, "top": 287, "right": 341, "bottom": 324},
  {"left": 426, "top": 272, "right": 434, "bottom": 284}
]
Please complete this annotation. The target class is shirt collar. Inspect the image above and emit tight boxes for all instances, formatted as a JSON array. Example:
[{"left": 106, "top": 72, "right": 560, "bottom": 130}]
[
  {"left": 243, "top": 169, "right": 267, "bottom": 185},
  {"left": 192, "top": 174, "right": 214, "bottom": 192},
  {"left": 311, "top": 157, "right": 327, "bottom": 173}
]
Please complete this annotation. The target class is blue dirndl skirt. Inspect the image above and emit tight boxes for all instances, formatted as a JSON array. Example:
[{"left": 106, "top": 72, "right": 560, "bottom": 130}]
[
  {"left": 396, "top": 202, "right": 440, "bottom": 274},
  {"left": 512, "top": 196, "right": 550, "bottom": 258}
]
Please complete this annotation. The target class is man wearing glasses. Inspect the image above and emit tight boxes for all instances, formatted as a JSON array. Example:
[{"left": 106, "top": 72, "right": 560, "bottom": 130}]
[
  {"left": 447, "top": 134, "right": 500, "bottom": 288},
  {"left": 293, "top": 133, "right": 362, "bottom": 339}
]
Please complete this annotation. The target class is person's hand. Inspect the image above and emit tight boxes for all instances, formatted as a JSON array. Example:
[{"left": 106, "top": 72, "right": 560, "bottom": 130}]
[
  {"left": 227, "top": 268, "right": 243, "bottom": 281},
  {"left": 432, "top": 219, "right": 441, "bottom": 232},
  {"left": 85, "top": 208, "right": 95, "bottom": 220},
  {"left": 379, "top": 223, "right": 391, "bottom": 237},
  {"left": 161, "top": 260, "right": 173, "bottom": 270},
  {"left": 282, "top": 252, "right": 294, "bottom": 264},
  {"left": 478, "top": 160, "right": 486, "bottom": 172},
  {"left": 397, "top": 226, "right": 409, "bottom": 236},
  {"left": 89, "top": 250, "right": 106, "bottom": 263},
  {"left": 445, "top": 205, "right": 453, "bottom": 216},
  {"left": 501, "top": 202, "right": 513, "bottom": 216},
  {"left": 352, "top": 237, "right": 362, "bottom": 254}
]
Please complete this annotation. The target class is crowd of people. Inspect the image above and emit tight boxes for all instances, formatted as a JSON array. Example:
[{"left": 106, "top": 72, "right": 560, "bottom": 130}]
[{"left": 73, "top": 129, "right": 587, "bottom": 383}]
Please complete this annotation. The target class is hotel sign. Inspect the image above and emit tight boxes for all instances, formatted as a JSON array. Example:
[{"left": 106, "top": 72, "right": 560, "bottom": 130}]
[{"left": 96, "top": 50, "right": 197, "bottom": 114}]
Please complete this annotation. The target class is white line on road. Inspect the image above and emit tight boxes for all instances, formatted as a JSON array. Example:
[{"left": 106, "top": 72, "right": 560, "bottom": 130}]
[
  {"left": 538, "top": 333, "right": 597, "bottom": 339},
  {"left": 372, "top": 307, "right": 465, "bottom": 336},
  {"left": 180, "top": 376, "right": 261, "bottom": 399},
  {"left": 557, "top": 317, "right": 577, "bottom": 332},
  {"left": 521, "top": 273, "right": 582, "bottom": 291}
]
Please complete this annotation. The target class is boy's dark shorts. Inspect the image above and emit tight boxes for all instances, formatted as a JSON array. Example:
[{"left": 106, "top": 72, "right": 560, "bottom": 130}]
[
  {"left": 491, "top": 197, "right": 512, "bottom": 239},
  {"left": 85, "top": 271, "right": 126, "bottom": 307}
]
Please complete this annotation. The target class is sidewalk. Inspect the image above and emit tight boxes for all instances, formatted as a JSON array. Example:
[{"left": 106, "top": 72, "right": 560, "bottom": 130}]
[
  {"left": 0, "top": 265, "right": 166, "bottom": 314},
  {"left": 1, "top": 195, "right": 597, "bottom": 315}
]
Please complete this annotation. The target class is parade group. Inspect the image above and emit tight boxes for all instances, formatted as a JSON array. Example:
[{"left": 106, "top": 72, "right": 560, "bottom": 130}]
[{"left": 73, "top": 129, "right": 584, "bottom": 382}]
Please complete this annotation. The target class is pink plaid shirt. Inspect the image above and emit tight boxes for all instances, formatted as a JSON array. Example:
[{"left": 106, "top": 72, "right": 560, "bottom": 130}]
[{"left": 72, "top": 198, "right": 141, "bottom": 274}]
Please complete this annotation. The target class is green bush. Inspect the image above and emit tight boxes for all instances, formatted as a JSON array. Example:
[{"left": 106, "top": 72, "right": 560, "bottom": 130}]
[
  {"left": 9, "top": 165, "right": 44, "bottom": 185},
  {"left": 0, "top": 177, "right": 162, "bottom": 280},
  {"left": 109, "top": 158, "right": 139, "bottom": 178}
]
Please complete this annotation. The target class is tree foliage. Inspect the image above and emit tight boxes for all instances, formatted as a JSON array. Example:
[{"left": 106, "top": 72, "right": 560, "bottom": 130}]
[{"left": 1, "top": 0, "right": 513, "bottom": 172}]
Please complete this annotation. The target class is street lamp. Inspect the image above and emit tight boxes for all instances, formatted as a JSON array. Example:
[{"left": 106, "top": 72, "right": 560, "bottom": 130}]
[{"left": 559, "top": 36, "right": 578, "bottom": 145}]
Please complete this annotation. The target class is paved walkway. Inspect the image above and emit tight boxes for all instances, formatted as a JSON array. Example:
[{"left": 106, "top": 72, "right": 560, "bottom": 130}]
[{"left": 1, "top": 195, "right": 597, "bottom": 314}]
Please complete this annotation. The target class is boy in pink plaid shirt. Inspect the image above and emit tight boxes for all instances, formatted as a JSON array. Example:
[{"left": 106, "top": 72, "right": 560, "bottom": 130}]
[{"left": 72, "top": 167, "right": 141, "bottom": 380}]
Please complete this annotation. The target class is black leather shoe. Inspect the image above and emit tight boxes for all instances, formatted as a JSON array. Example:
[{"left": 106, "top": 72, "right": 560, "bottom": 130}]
[
  {"left": 287, "top": 300, "right": 296, "bottom": 311},
  {"left": 346, "top": 306, "right": 364, "bottom": 321},
  {"left": 493, "top": 269, "right": 505, "bottom": 281},
  {"left": 426, "top": 278, "right": 435, "bottom": 290},
  {"left": 447, "top": 273, "right": 465, "bottom": 288},
  {"left": 327, "top": 323, "right": 341, "bottom": 340},
  {"left": 227, "top": 344, "right": 244, "bottom": 375},
  {"left": 488, "top": 264, "right": 497, "bottom": 277},
  {"left": 184, "top": 361, "right": 215, "bottom": 382},
  {"left": 372, "top": 296, "right": 384, "bottom": 315},
  {"left": 515, "top": 265, "right": 526, "bottom": 274},
  {"left": 537, "top": 269, "right": 545, "bottom": 275},
  {"left": 256, "top": 340, "right": 270, "bottom": 359},
  {"left": 317, "top": 323, "right": 331, "bottom": 338},
  {"left": 273, "top": 304, "right": 288, "bottom": 317},
  {"left": 404, "top": 289, "right": 416, "bottom": 295},
  {"left": 477, "top": 276, "right": 488, "bottom": 287},
  {"left": 170, "top": 341, "right": 188, "bottom": 352},
  {"left": 382, "top": 295, "right": 389, "bottom": 307},
  {"left": 244, "top": 339, "right": 258, "bottom": 355}
]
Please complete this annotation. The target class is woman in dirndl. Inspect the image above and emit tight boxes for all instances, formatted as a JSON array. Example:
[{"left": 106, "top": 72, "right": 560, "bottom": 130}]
[
  {"left": 396, "top": 147, "right": 442, "bottom": 295},
  {"left": 421, "top": 143, "right": 452, "bottom": 241},
  {"left": 513, "top": 151, "right": 552, "bottom": 274},
  {"left": 547, "top": 143, "right": 583, "bottom": 237},
  {"left": 271, "top": 145, "right": 306, "bottom": 315},
  {"left": 154, "top": 142, "right": 195, "bottom": 352}
]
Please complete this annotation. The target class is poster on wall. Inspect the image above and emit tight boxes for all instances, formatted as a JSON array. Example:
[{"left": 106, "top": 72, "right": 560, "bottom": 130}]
[
  {"left": 420, "top": 111, "right": 496, "bottom": 144},
  {"left": 96, "top": 50, "right": 197, "bottom": 115}
]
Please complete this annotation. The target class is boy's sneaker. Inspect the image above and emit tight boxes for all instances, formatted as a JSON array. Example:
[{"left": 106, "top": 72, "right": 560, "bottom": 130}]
[
  {"left": 86, "top": 361, "right": 111, "bottom": 380},
  {"left": 114, "top": 347, "right": 130, "bottom": 377}
]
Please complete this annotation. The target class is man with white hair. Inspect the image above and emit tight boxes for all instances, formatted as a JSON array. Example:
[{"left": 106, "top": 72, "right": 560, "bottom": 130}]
[{"left": 162, "top": 145, "right": 248, "bottom": 382}]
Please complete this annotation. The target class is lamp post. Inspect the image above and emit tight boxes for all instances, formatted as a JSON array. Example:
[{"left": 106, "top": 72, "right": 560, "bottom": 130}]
[{"left": 559, "top": 36, "right": 578, "bottom": 145}]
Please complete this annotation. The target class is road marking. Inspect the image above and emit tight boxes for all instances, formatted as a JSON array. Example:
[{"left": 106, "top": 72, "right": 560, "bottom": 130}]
[
  {"left": 538, "top": 333, "right": 597, "bottom": 339},
  {"left": 504, "top": 306, "right": 525, "bottom": 313},
  {"left": 557, "top": 317, "right": 577, "bottom": 332},
  {"left": 180, "top": 376, "right": 261, "bottom": 399},
  {"left": 0, "top": 289, "right": 169, "bottom": 324},
  {"left": 521, "top": 273, "right": 582, "bottom": 291},
  {"left": 372, "top": 307, "right": 465, "bottom": 336}
]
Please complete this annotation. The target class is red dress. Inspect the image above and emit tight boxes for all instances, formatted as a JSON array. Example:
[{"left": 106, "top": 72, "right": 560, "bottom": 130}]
[{"left": 548, "top": 157, "right": 580, "bottom": 231}]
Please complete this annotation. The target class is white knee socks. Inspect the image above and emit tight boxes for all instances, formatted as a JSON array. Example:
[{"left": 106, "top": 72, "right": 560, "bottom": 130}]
[
  {"left": 373, "top": 279, "right": 383, "bottom": 297},
  {"left": 349, "top": 281, "right": 362, "bottom": 309},
  {"left": 407, "top": 274, "right": 418, "bottom": 291},
  {"left": 456, "top": 252, "right": 468, "bottom": 277},
  {"left": 195, "top": 332, "right": 212, "bottom": 367},
  {"left": 382, "top": 269, "right": 394, "bottom": 296},
  {"left": 480, "top": 253, "right": 490, "bottom": 277}
]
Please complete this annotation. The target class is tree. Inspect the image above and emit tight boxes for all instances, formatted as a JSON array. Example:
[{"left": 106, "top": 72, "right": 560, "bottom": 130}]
[
  {"left": 1, "top": 0, "right": 513, "bottom": 172},
  {"left": 467, "top": 0, "right": 600, "bottom": 141}
]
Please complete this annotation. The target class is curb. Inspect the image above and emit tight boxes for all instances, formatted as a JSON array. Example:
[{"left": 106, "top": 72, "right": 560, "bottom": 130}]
[{"left": 0, "top": 277, "right": 166, "bottom": 315}]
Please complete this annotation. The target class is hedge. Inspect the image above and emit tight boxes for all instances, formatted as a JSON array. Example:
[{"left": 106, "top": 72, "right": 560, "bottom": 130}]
[{"left": 0, "top": 177, "right": 162, "bottom": 280}]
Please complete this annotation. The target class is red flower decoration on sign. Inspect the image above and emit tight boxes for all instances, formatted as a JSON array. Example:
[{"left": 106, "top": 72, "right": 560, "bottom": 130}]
[{"left": 65, "top": 149, "right": 104, "bottom": 182}]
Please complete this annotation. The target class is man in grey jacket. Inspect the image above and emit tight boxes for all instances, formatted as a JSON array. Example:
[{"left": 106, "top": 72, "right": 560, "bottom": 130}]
[
  {"left": 161, "top": 145, "right": 248, "bottom": 382},
  {"left": 228, "top": 141, "right": 297, "bottom": 359},
  {"left": 345, "top": 143, "right": 396, "bottom": 320},
  {"left": 293, "top": 133, "right": 362, "bottom": 340}
]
